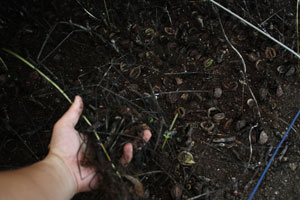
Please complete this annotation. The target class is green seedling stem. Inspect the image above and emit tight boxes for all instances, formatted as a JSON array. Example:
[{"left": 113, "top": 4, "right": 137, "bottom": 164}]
[
  {"left": 103, "top": 0, "right": 111, "bottom": 26},
  {"left": 2, "top": 48, "right": 121, "bottom": 178},
  {"left": 0, "top": 57, "right": 8, "bottom": 71},
  {"left": 162, "top": 113, "right": 178, "bottom": 150}
]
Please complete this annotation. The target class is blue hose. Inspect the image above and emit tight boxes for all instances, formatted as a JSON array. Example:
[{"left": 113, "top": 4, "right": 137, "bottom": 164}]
[{"left": 248, "top": 109, "right": 300, "bottom": 200}]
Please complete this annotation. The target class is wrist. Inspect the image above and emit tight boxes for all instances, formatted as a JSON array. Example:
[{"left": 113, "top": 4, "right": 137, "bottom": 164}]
[{"left": 43, "top": 153, "right": 78, "bottom": 196}]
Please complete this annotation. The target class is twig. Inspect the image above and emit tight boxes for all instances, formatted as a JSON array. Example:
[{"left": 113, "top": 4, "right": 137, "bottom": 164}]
[
  {"left": 164, "top": 72, "right": 204, "bottom": 75},
  {"left": 187, "top": 190, "right": 217, "bottom": 200},
  {"left": 209, "top": 0, "right": 300, "bottom": 60},
  {"left": 136, "top": 170, "right": 163, "bottom": 177},
  {"left": 277, "top": 117, "right": 299, "bottom": 134},
  {"left": 99, "top": 85, "right": 158, "bottom": 120},
  {"left": 2, "top": 119, "right": 39, "bottom": 161},
  {"left": 216, "top": 10, "right": 262, "bottom": 120},
  {"left": 75, "top": 0, "right": 100, "bottom": 21},
  {"left": 247, "top": 123, "right": 258, "bottom": 167},
  {"left": 156, "top": 90, "right": 209, "bottom": 95},
  {"left": 164, "top": 6, "right": 173, "bottom": 26},
  {"left": 39, "top": 30, "right": 85, "bottom": 65},
  {"left": 36, "top": 24, "right": 58, "bottom": 62}
]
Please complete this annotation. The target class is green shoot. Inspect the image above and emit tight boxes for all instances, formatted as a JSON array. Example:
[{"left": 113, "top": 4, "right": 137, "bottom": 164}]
[
  {"left": 103, "top": 0, "right": 111, "bottom": 27},
  {"left": 2, "top": 48, "right": 121, "bottom": 177},
  {"left": 204, "top": 58, "right": 213, "bottom": 68},
  {"left": 162, "top": 113, "right": 179, "bottom": 150},
  {"left": 0, "top": 57, "right": 8, "bottom": 71}
]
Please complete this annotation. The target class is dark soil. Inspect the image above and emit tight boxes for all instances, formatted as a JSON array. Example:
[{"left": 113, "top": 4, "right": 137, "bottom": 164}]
[{"left": 1, "top": 0, "right": 300, "bottom": 199}]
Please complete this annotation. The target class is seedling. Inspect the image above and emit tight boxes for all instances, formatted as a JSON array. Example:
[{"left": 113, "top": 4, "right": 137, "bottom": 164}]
[
  {"left": 103, "top": 0, "right": 111, "bottom": 26},
  {"left": 203, "top": 58, "right": 213, "bottom": 68},
  {"left": 0, "top": 57, "right": 8, "bottom": 71},
  {"left": 145, "top": 28, "right": 155, "bottom": 36},
  {"left": 162, "top": 112, "right": 178, "bottom": 149},
  {"left": 148, "top": 117, "right": 154, "bottom": 123}
]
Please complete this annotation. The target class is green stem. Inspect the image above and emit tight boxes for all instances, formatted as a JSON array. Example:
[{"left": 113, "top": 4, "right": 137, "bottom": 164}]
[
  {"left": 103, "top": 0, "right": 111, "bottom": 26},
  {"left": 0, "top": 57, "right": 8, "bottom": 71},
  {"left": 169, "top": 113, "right": 179, "bottom": 131},
  {"left": 162, "top": 113, "right": 179, "bottom": 150}
]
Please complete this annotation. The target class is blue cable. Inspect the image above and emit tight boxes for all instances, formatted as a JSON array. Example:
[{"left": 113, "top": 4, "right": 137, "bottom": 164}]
[{"left": 248, "top": 109, "right": 300, "bottom": 200}]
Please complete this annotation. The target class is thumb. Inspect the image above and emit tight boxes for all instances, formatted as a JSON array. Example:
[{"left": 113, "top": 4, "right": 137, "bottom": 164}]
[{"left": 59, "top": 96, "right": 84, "bottom": 128}]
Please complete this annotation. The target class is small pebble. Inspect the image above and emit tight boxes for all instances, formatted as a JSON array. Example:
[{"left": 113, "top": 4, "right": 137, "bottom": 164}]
[
  {"left": 276, "top": 85, "right": 283, "bottom": 97},
  {"left": 259, "top": 131, "right": 268, "bottom": 144},
  {"left": 285, "top": 66, "right": 296, "bottom": 76},
  {"left": 214, "top": 87, "right": 222, "bottom": 98},
  {"left": 235, "top": 120, "right": 246, "bottom": 131},
  {"left": 175, "top": 77, "right": 183, "bottom": 85},
  {"left": 248, "top": 52, "right": 259, "bottom": 62},
  {"left": 259, "top": 88, "right": 268, "bottom": 100},
  {"left": 180, "top": 93, "right": 189, "bottom": 100},
  {"left": 170, "top": 184, "right": 182, "bottom": 200},
  {"left": 289, "top": 162, "right": 298, "bottom": 171}
]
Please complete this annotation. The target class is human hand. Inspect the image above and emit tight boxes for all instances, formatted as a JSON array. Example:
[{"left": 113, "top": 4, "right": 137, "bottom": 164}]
[{"left": 48, "top": 96, "right": 151, "bottom": 193}]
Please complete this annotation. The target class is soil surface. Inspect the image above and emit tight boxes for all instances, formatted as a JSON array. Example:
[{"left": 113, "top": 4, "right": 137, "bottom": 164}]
[{"left": 1, "top": 0, "right": 300, "bottom": 199}]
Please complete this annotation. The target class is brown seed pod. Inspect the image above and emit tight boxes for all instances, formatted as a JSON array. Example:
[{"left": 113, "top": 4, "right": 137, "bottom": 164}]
[
  {"left": 213, "top": 112, "right": 225, "bottom": 123},
  {"left": 176, "top": 107, "right": 186, "bottom": 118},
  {"left": 170, "top": 184, "right": 182, "bottom": 200},
  {"left": 129, "top": 66, "right": 141, "bottom": 79},
  {"left": 200, "top": 121, "right": 215, "bottom": 132},
  {"left": 247, "top": 98, "right": 255, "bottom": 108},
  {"left": 223, "top": 81, "right": 238, "bottom": 91},
  {"left": 223, "top": 118, "right": 233, "bottom": 130},
  {"left": 255, "top": 59, "right": 264, "bottom": 72},
  {"left": 120, "top": 62, "right": 128, "bottom": 72},
  {"left": 164, "top": 27, "right": 176, "bottom": 35},
  {"left": 265, "top": 47, "right": 276, "bottom": 59},
  {"left": 277, "top": 65, "right": 286, "bottom": 74},
  {"left": 178, "top": 151, "right": 195, "bottom": 166},
  {"left": 208, "top": 107, "right": 225, "bottom": 123}
]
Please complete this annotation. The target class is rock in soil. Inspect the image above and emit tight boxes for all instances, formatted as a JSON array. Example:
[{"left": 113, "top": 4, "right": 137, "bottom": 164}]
[
  {"left": 258, "top": 131, "right": 268, "bottom": 145},
  {"left": 289, "top": 163, "right": 298, "bottom": 171},
  {"left": 213, "top": 87, "right": 222, "bottom": 98},
  {"left": 170, "top": 184, "right": 182, "bottom": 200}
]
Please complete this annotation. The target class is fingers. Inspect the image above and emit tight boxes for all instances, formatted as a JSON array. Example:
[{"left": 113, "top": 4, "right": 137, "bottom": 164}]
[
  {"left": 120, "top": 143, "right": 133, "bottom": 165},
  {"left": 141, "top": 129, "right": 151, "bottom": 143},
  {"left": 120, "top": 129, "right": 152, "bottom": 165},
  {"left": 59, "top": 96, "right": 83, "bottom": 128}
]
